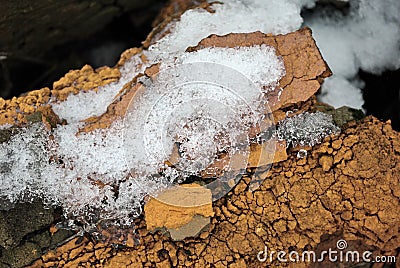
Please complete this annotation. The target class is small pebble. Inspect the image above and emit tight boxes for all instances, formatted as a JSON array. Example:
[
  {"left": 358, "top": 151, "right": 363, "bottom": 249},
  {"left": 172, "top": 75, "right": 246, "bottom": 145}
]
[{"left": 297, "top": 149, "right": 307, "bottom": 158}]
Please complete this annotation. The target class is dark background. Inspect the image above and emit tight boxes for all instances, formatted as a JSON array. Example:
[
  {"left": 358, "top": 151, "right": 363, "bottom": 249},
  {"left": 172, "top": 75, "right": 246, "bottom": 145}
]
[
  {"left": 0, "top": 0, "right": 166, "bottom": 98},
  {"left": 0, "top": 0, "right": 399, "bottom": 130}
]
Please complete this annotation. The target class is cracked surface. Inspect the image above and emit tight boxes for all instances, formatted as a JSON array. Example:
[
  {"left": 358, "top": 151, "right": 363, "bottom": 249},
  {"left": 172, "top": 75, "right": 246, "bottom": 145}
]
[{"left": 26, "top": 116, "right": 400, "bottom": 267}]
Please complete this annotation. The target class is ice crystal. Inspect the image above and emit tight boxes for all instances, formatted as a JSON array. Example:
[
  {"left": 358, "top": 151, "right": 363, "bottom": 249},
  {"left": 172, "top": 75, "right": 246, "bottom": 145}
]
[{"left": 277, "top": 111, "right": 340, "bottom": 148}]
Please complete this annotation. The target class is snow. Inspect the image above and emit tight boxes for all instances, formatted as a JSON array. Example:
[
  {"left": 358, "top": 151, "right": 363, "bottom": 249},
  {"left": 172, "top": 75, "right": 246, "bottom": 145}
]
[
  {"left": 52, "top": 53, "right": 148, "bottom": 123},
  {"left": 0, "top": 123, "right": 12, "bottom": 130},
  {"left": 144, "top": 0, "right": 400, "bottom": 112},
  {"left": 6, "top": 0, "right": 392, "bottom": 234},
  {"left": 303, "top": 0, "right": 400, "bottom": 110},
  {"left": 318, "top": 76, "right": 365, "bottom": 110},
  {"left": 0, "top": 45, "right": 286, "bottom": 231},
  {"left": 52, "top": 85, "right": 120, "bottom": 123},
  {"left": 123, "top": 48, "right": 284, "bottom": 175},
  {"left": 147, "top": 0, "right": 305, "bottom": 55},
  {"left": 277, "top": 111, "right": 340, "bottom": 147},
  {"left": 0, "top": 124, "right": 49, "bottom": 205},
  {"left": 0, "top": 121, "right": 166, "bottom": 230},
  {"left": 173, "top": 45, "right": 285, "bottom": 89}
]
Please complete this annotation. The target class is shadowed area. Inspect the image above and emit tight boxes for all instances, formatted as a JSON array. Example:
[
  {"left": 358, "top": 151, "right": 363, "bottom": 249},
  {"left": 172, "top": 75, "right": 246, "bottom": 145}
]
[{"left": 0, "top": 0, "right": 166, "bottom": 98}]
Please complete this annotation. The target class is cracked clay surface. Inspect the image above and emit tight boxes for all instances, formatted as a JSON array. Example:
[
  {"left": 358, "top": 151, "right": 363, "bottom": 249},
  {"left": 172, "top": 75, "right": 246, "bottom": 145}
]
[{"left": 27, "top": 117, "right": 400, "bottom": 267}]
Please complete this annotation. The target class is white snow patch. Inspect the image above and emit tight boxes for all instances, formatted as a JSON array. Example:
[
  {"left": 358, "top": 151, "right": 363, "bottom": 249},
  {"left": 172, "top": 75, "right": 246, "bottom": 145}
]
[
  {"left": 147, "top": 0, "right": 306, "bottom": 57},
  {"left": 51, "top": 0, "right": 306, "bottom": 123},
  {"left": 303, "top": 0, "right": 400, "bottom": 109},
  {"left": 52, "top": 85, "right": 120, "bottom": 123},
  {"left": 0, "top": 124, "right": 12, "bottom": 130},
  {"left": 5, "top": 0, "right": 385, "bottom": 235},
  {"left": 319, "top": 76, "right": 365, "bottom": 110},
  {"left": 171, "top": 45, "right": 286, "bottom": 89}
]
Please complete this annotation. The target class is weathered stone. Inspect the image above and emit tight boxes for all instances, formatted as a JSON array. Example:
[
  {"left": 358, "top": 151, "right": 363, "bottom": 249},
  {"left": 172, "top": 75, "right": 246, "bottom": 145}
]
[
  {"left": 0, "top": 201, "right": 55, "bottom": 267},
  {"left": 188, "top": 28, "right": 331, "bottom": 114},
  {"left": 0, "top": 200, "right": 54, "bottom": 249},
  {"left": 144, "top": 184, "right": 213, "bottom": 231},
  {"left": 0, "top": 242, "right": 41, "bottom": 268},
  {"left": 167, "top": 215, "right": 210, "bottom": 241},
  {"left": 316, "top": 103, "right": 366, "bottom": 128}
]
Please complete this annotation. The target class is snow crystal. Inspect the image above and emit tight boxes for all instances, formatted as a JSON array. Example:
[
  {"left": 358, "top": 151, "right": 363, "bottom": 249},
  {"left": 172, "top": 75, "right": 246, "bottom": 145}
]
[
  {"left": 277, "top": 111, "right": 340, "bottom": 147},
  {"left": 49, "top": 0, "right": 400, "bottom": 124},
  {"left": 173, "top": 45, "right": 285, "bottom": 89},
  {"left": 6, "top": 0, "right": 385, "bottom": 237},
  {"left": 123, "top": 60, "right": 281, "bottom": 186},
  {"left": 0, "top": 123, "right": 12, "bottom": 130},
  {"left": 0, "top": 121, "right": 166, "bottom": 231},
  {"left": 52, "top": 52, "right": 148, "bottom": 123},
  {"left": 51, "top": 58, "right": 146, "bottom": 123},
  {"left": 0, "top": 124, "right": 49, "bottom": 206},
  {"left": 51, "top": 0, "right": 300, "bottom": 124},
  {"left": 52, "top": 86, "right": 119, "bottom": 123}
]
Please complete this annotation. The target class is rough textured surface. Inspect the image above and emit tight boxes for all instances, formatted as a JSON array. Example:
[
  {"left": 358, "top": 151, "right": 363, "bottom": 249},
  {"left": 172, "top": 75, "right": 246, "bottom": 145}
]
[
  {"left": 0, "top": 201, "right": 75, "bottom": 268},
  {"left": 0, "top": 200, "right": 54, "bottom": 250},
  {"left": 247, "top": 140, "right": 288, "bottom": 168},
  {"left": 144, "top": 184, "right": 214, "bottom": 230},
  {"left": 167, "top": 215, "right": 211, "bottom": 241},
  {"left": 0, "top": 65, "right": 120, "bottom": 126},
  {"left": 26, "top": 117, "right": 400, "bottom": 267}
]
